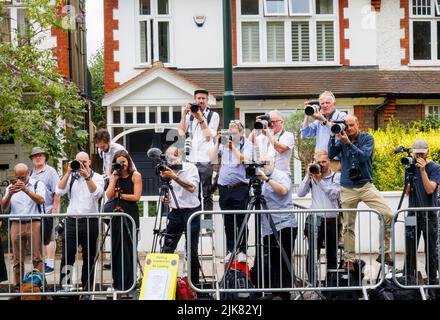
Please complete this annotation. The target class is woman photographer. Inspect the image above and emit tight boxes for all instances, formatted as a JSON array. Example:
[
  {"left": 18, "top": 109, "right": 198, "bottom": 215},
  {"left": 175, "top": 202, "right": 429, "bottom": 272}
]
[{"left": 105, "top": 150, "right": 142, "bottom": 292}]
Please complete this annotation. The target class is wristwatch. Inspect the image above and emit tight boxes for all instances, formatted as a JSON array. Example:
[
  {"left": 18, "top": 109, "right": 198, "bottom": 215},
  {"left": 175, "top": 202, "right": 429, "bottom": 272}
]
[
  {"left": 265, "top": 177, "right": 271, "bottom": 183},
  {"left": 85, "top": 175, "right": 91, "bottom": 181},
  {"left": 322, "top": 120, "right": 327, "bottom": 126}
]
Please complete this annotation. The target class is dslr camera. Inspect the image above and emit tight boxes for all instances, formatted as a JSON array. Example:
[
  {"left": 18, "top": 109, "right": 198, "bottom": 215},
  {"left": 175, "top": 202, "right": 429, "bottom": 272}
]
[
  {"left": 331, "top": 120, "right": 346, "bottom": 134},
  {"left": 309, "top": 163, "right": 322, "bottom": 175},
  {"left": 190, "top": 103, "right": 200, "bottom": 113},
  {"left": 243, "top": 160, "right": 269, "bottom": 180},
  {"left": 305, "top": 100, "right": 320, "bottom": 116},
  {"left": 219, "top": 129, "right": 237, "bottom": 145},
  {"left": 111, "top": 162, "right": 124, "bottom": 175},
  {"left": 70, "top": 160, "right": 83, "bottom": 172},
  {"left": 348, "top": 163, "right": 362, "bottom": 181},
  {"left": 147, "top": 148, "right": 183, "bottom": 177},
  {"left": 394, "top": 146, "right": 416, "bottom": 174},
  {"left": 254, "top": 114, "right": 272, "bottom": 130}
]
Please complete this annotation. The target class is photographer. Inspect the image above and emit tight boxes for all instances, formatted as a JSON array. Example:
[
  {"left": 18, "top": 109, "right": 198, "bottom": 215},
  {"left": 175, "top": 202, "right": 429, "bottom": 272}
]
[
  {"left": 1, "top": 163, "right": 45, "bottom": 289},
  {"left": 328, "top": 115, "right": 393, "bottom": 271},
  {"left": 248, "top": 110, "right": 295, "bottom": 176},
  {"left": 178, "top": 89, "right": 220, "bottom": 218},
  {"left": 404, "top": 140, "right": 440, "bottom": 284},
  {"left": 105, "top": 150, "right": 142, "bottom": 291},
  {"left": 159, "top": 146, "right": 201, "bottom": 286},
  {"left": 209, "top": 120, "right": 252, "bottom": 263},
  {"left": 258, "top": 155, "right": 297, "bottom": 300},
  {"left": 297, "top": 150, "right": 341, "bottom": 285},
  {"left": 29, "top": 147, "right": 60, "bottom": 275},
  {"left": 301, "top": 91, "right": 346, "bottom": 171},
  {"left": 56, "top": 152, "right": 104, "bottom": 290}
]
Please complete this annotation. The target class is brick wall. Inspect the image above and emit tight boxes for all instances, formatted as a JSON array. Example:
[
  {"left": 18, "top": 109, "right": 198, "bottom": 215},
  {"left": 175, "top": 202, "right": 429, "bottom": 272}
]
[
  {"left": 104, "top": 0, "right": 120, "bottom": 94},
  {"left": 51, "top": 1, "right": 69, "bottom": 78},
  {"left": 371, "top": 0, "right": 381, "bottom": 11},
  {"left": 400, "top": 0, "right": 409, "bottom": 65},
  {"left": 354, "top": 105, "right": 375, "bottom": 130},
  {"left": 338, "top": 0, "right": 350, "bottom": 66}
]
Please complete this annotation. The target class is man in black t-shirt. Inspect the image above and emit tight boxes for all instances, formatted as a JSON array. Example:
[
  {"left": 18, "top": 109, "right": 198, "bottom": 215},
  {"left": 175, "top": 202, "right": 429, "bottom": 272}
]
[{"left": 405, "top": 139, "right": 440, "bottom": 284}]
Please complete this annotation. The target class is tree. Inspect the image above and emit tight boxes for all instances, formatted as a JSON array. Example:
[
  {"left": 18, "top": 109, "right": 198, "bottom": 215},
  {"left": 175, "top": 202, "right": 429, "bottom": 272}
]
[
  {"left": 0, "top": 0, "right": 87, "bottom": 163},
  {"left": 89, "top": 45, "right": 105, "bottom": 128}
]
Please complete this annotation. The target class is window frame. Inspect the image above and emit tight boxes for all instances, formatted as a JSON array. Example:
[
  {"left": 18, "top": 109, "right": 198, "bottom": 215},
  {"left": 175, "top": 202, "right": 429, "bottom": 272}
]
[
  {"left": 264, "top": 0, "right": 289, "bottom": 16},
  {"left": 409, "top": 0, "right": 440, "bottom": 65},
  {"left": 288, "top": 0, "right": 312, "bottom": 17},
  {"left": 237, "top": 0, "right": 338, "bottom": 66},
  {"left": 135, "top": 0, "right": 173, "bottom": 67},
  {"left": 426, "top": 105, "right": 440, "bottom": 118}
]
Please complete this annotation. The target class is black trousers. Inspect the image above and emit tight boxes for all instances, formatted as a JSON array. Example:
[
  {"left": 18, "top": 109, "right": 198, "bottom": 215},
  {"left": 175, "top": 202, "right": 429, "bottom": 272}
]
[
  {"left": 162, "top": 207, "right": 201, "bottom": 285},
  {"left": 219, "top": 184, "right": 249, "bottom": 254},
  {"left": 195, "top": 162, "right": 213, "bottom": 214},
  {"left": 60, "top": 218, "right": 98, "bottom": 290},
  {"left": 405, "top": 210, "right": 438, "bottom": 283},
  {"left": 305, "top": 218, "right": 339, "bottom": 286},
  {"left": 0, "top": 237, "right": 7, "bottom": 283},
  {"left": 111, "top": 215, "right": 138, "bottom": 291},
  {"left": 262, "top": 227, "right": 297, "bottom": 291}
]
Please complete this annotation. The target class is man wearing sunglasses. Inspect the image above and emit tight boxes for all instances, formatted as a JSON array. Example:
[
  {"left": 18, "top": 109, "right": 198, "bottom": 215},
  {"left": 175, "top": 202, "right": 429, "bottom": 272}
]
[{"left": 1, "top": 163, "right": 46, "bottom": 289}]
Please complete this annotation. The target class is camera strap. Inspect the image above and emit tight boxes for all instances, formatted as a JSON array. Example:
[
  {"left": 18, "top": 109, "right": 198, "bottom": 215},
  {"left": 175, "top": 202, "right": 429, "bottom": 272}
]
[
  {"left": 68, "top": 171, "right": 94, "bottom": 198},
  {"left": 33, "top": 180, "right": 46, "bottom": 214},
  {"left": 189, "top": 108, "right": 214, "bottom": 130}
]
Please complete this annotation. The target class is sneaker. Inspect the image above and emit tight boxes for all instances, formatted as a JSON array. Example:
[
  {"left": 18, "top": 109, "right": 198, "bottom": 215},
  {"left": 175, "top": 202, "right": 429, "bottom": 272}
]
[
  {"left": 44, "top": 265, "right": 54, "bottom": 275},
  {"left": 237, "top": 252, "right": 247, "bottom": 263},
  {"left": 376, "top": 253, "right": 394, "bottom": 266},
  {"left": 224, "top": 252, "right": 232, "bottom": 263}
]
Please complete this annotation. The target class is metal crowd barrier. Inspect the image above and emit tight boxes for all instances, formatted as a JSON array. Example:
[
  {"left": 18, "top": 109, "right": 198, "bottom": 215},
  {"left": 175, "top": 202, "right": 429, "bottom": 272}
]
[
  {"left": 187, "top": 208, "right": 386, "bottom": 300},
  {"left": 0, "top": 212, "right": 137, "bottom": 300},
  {"left": 391, "top": 207, "right": 440, "bottom": 300}
]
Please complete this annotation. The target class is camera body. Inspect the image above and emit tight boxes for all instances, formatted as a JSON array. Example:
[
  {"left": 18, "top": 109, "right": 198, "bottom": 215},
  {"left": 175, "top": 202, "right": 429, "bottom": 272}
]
[
  {"left": 348, "top": 163, "right": 362, "bottom": 181},
  {"left": 55, "top": 220, "right": 64, "bottom": 235},
  {"left": 219, "top": 129, "right": 236, "bottom": 145},
  {"left": 70, "top": 160, "right": 82, "bottom": 171},
  {"left": 190, "top": 103, "right": 200, "bottom": 113},
  {"left": 243, "top": 160, "right": 269, "bottom": 180},
  {"left": 111, "top": 162, "right": 124, "bottom": 175},
  {"left": 305, "top": 100, "right": 320, "bottom": 116},
  {"left": 331, "top": 120, "right": 346, "bottom": 134},
  {"left": 394, "top": 146, "right": 416, "bottom": 174},
  {"left": 254, "top": 114, "right": 272, "bottom": 130},
  {"left": 309, "top": 163, "right": 322, "bottom": 175}
]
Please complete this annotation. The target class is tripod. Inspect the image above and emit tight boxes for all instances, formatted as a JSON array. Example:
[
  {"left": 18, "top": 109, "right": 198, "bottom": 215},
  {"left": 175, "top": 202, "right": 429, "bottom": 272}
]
[
  {"left": 222, "top": 177, "right": 305, "bottom": 298},
  {"left": 151, "top": 177, "right": 179, "bottom": 253}
]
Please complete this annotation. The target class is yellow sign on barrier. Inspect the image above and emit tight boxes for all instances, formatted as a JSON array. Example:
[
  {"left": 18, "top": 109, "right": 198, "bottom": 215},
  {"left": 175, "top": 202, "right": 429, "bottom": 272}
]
[{"left": 139, "top": 253, "right": 179, "bottom": 300}]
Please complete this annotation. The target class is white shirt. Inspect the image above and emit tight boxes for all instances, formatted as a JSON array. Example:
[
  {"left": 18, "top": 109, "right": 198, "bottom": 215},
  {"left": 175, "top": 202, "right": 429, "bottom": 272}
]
[
  {"left": 56, "top": 172, "right": 104, "bottom": 214},
  {"left": 99, "top": 142, "right": 136, "bottom": 176},
  {"left": 4, "top": 178, "right": 46, "bottom": 221},
  {"left": 255, "top": 129, "right": 295, "bottom": 174},
  {"left": 185, "top": 107, "right": 220, "bottom": 163},
  {"left": 169, "top": 162, "right": 200, "bottom": 209}
]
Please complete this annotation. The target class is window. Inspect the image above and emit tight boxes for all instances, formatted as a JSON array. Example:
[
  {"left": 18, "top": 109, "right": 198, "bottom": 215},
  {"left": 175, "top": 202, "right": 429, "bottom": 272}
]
[
  {"left": 427, "top": 105, "right": 440, "bottom": 118},
  {"left": 239, "top": 0, "right": 337, "bottom": 65},
  {"left": 410, "top": 0, "right": 440, "bottom": 63},
  {"left": 137, "top": 0, "right": 172, "bottom": 65},
  {"left": 0, "top": 7, "right": 11, "bottom": 43}
]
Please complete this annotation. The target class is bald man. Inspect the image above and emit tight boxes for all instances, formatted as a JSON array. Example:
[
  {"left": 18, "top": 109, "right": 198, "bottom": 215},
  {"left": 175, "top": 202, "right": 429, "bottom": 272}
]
[
  {"left": 56, "top": 152, "right": 104, "bottom": 290},
  {"left": 329, "top": 115, "right": 393, "bottom": 271},
  {"left": 1, "top": 163, "right": 46, "bottom": 288}
]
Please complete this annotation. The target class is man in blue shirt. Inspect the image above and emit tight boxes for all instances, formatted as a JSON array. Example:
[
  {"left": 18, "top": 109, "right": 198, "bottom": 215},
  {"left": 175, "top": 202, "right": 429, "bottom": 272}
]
[
  {"left": 329, "top": 115, "right": 393, "bottom": 271},
  {"left": 1, "top": 163, "right": 45, "bottom": 288},
  {"left": 302, "top": 91, "right": 346, "bottom": 172},
  {"left": 210, "top": 120, "right": 252, "bottom": 263},
  {"left": 404, "top": 139, "right": 440, "bottom": 284}
]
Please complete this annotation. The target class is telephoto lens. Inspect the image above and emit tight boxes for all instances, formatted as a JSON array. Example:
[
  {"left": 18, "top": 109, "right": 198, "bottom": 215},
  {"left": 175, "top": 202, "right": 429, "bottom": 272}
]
[
  {"left": 190, "top": 103, "right": 199, "bottom": 113},
  {"left": 401, "top": 157, "right": 415, "bottom": 166},
  {"left": 112, "top": 162, "right": 124, "bottom": 171},
  {"left": 254, "top": 120, "right": 268, "bottom": 130},
  {"left": 305, "top": 105, "right": 319, "bottom": 116},
  {"left": 309, "top": 163, "right": 321, "bottom": 175},
  {"left": 331, "top": 123, "right": 346, "bottom": 134},
  {"left": 70, "top": 160, "right": 81, "bottom": 171}
]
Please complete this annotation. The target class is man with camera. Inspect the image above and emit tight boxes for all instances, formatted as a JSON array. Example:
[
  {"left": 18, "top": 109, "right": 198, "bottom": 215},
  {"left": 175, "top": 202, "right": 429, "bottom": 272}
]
[
  {"left": 29, "top": 147, "right": 60, "bottom": 275},
  {"left": 159, "top": 146, "right": 201, "bottom": 286},
  {"left": 178, "top": 89, "right": 219, "bottom": 219},
  {"left": 1, "top": 163, "right": 45, "bottom": 289},
  {"left": 302, "top": 91, "right": 346, "bottom": 172},
  {"left": 257, "top": 154, "right": 297, "bottom": 300},
  {"left": 297, "top": 150, "right": 341, "bottom": 285},
  {"left": 56, "top": 152, "right": 104, "bottom": 290},
  {"left": 403, "top": 139, "right": 440, "bottom": 284},
  {"left": 329, "top": 115, "right": 393, "bottom": 270},
  {"left": 248, "top": 110, "right": 295, "bottom": 176},
  {"left": 209, "top": 120, "right": 253, "bottom": 263}
]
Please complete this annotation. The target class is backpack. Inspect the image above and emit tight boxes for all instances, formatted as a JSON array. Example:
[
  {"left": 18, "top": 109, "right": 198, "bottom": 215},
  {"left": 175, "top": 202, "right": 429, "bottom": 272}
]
[
  {"left": 176, "top": 276, "right": 197, "bottom": 300},
  {"left": 220, "top": 269, "right": 256, "bottom": 300},
  {"left": 20, "top": 269, "right": 47, "bottom": 300}
]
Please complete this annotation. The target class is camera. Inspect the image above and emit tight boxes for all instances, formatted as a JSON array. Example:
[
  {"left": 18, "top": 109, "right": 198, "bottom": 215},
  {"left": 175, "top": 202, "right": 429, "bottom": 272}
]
[
  {"left": 70, "top": 160, "right": 82, "bottom": 171},
  {"left": 348, "top": 163, "right": 362, "bottom": 181},
  {"left": 55, "top": 219, "right": 65, "bottom": 235},
  {"left": 394, "top": 146, "right": 416, "bottom": 173},
  {"left": 331, "top": 120, "right": 346, "bottom": 134},
  {"left": 219, "top": 129, "right": 235, "bottom": 145},
  {"left": 190, "top": 103, "right": 200, "bottom": 113},
  {"left": 309, "top": 163, "right": 322, "bottom": 175},
  {"left": 184, "top": 134, "right": 192, "bottom": 156},
  {"left": 305, "top": 100, "right": 320, "bottom": 116},
  {"left": 401, "top": 157, "right": 416, "bottom": 167},
  {"left": 112, "top": 162, "right": 124, "bottom": 172},
  {"left": 254, "top": 114, "right": 272, "bottom": 130},
  {"left": 147, "top": 148, "right": 183, "bottom": 178},
  {"left": 243, "top": 160, "right": 269, "bottom": 180}
]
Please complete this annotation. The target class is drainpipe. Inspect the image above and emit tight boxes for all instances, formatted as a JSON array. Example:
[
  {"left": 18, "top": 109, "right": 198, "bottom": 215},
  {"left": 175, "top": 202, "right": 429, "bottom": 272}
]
[{"left": 373, "top": 98, "right": 389, "bottom": 130}]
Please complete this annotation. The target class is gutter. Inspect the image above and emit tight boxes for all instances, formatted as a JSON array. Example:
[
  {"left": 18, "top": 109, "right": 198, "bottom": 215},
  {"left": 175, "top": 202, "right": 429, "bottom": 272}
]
[{"left": 373, "top": 98, "right": 390, "bottom": 130}]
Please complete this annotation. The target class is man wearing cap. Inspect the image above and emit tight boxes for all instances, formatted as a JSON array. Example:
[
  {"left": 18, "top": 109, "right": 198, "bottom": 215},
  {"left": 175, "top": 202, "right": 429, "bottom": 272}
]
[
  {"left": 29, "top": 147, "right": 60, "bottom": 275},
  {"left": 178, "top": 89, "right": 220, "bottom": 218},
  {"left": 404, "top": 139, "right": 440, "bottom": 284}
]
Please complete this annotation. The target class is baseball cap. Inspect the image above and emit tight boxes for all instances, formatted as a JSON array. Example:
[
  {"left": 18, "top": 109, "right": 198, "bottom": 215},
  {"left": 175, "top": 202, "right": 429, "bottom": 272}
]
[{"left": 412, "top": 139, "right": 428, "bottom": 154}]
